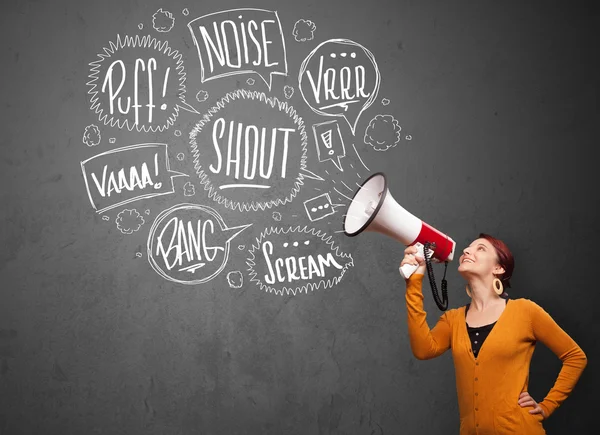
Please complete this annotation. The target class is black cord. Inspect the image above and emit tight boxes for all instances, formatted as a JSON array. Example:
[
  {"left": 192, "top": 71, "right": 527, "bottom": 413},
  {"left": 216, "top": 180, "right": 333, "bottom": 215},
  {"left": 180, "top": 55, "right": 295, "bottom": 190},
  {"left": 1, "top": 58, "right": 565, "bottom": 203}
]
[{"left": 423, "top": 241, "right": 449, "bottom": 311}]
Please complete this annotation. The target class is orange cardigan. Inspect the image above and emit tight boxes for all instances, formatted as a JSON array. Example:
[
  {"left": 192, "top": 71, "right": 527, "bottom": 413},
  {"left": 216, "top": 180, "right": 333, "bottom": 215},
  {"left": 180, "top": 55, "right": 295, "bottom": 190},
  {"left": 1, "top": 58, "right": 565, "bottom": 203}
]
[{"left": 405, "top": 273, "right": 587, "bottom": 435}]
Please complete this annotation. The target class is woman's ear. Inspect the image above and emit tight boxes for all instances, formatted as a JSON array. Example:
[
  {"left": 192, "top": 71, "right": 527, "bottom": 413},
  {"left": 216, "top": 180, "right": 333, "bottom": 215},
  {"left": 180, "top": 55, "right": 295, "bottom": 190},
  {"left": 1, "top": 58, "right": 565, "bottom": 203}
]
[{"left": 494, "top": 265, "right": 506, "bottom": 275}]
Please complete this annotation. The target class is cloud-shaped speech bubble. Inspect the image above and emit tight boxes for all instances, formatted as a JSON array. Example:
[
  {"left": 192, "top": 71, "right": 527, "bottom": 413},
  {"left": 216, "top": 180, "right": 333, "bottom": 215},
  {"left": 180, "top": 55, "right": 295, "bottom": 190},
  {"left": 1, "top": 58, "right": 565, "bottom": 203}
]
[
  {"left": 364, "top": 114, "right": 402, "bottom": 151},
  {"left": 246, "top": 226, "right": 354, "bottom": 296},
  {"left": 83, "top": 124, "right": 101, "bottom": 147},
  {"left": 87, "top": 34, "right": 199, "bottom": 133},
  {"left": 292, "top": 19, "right": 316, "bottom": 42},
  {"left": 152, "top": 8, "right": 175, "bottom": 32},
  {"left": 299, "top": 39, "right": 380, "bottom": 134},
  {"left": 115, "top": 208, "right": 145, "bottom": 234},
  {"left": 189, "top": 89, "right": 323, "bottom": 212},
  {"left": 226, "top": 271, "right": 243, "bottom": 288},
  {"left": 147, "top": 204, "right": 251, "bottom": 284},
  {"left": 187, "top": 8, "right": 288, "bottom": 90},
  {"left": 80, "top": 143, "right": 187, "bottom": 213}
]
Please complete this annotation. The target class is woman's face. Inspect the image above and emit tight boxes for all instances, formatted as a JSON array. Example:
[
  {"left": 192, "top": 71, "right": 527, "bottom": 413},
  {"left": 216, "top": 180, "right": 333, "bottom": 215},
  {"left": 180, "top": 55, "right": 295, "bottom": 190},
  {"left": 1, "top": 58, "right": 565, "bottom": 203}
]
[{"left": 457, "top": 238, "right": 504, "bottom": 278}]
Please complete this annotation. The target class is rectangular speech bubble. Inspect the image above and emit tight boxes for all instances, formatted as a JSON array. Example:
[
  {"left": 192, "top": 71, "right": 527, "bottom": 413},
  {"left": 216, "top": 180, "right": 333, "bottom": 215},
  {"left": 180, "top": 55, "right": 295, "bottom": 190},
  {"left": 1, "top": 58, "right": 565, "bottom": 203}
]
[
  {"left": 187, "top": 8, "right": 287, "bottom": 89},
  {"left": 81, "top": 143, "right": 186, "bottom": 213}
]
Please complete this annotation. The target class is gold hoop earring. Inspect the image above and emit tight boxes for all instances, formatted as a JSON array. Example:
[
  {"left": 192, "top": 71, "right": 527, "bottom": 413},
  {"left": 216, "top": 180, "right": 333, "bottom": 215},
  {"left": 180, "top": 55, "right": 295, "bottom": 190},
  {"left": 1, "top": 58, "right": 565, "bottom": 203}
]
[
  {"left": 493, "top": 278, "right": 503, "bottom": 295},
  {"left": 466, "top": 285, "right": 472, "bottom": 298}
]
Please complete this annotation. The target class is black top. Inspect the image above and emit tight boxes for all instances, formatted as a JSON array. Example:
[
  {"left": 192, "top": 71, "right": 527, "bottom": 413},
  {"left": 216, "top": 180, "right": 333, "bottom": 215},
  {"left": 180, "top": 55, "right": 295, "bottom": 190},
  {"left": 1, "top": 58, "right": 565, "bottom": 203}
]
[{"left": 465, "top": 299, "right": 508, "bottom": 358}]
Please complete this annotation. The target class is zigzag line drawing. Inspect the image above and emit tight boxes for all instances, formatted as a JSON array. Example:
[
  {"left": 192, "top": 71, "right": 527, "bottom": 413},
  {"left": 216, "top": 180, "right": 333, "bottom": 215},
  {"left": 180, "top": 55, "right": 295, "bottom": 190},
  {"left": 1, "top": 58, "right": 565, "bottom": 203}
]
[
  {"left": 189, "top": 89, "right": 322, "bottom": 212},
  {"left": 86, "top": 34, "right": 193, "bottom": 133},
  {"left": 245, "top": 225, "right": 354, "bottom": 296}
]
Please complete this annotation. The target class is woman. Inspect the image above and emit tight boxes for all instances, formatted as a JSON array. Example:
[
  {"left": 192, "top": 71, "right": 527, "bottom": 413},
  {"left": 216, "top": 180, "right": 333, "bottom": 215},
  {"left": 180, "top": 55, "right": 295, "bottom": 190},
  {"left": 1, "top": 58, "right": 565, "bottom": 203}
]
[{"left": 401, "top": 233, "right": 587, "bottom": 435}]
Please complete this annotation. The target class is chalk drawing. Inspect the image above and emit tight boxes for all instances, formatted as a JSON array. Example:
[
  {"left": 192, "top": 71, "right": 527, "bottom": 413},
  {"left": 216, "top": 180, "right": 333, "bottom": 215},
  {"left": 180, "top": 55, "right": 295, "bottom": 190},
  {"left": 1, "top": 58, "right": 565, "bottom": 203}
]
[
  {"left": 174, "top": 130, "right": 181, "bottom": 137},
  {"left": 196, "top": 90, "right": 209, "bottom": 102},
  {"left": 177, "top": 153, "right": 185, "bottom": 161},
  {"left": 116, "top": 208, "right": 145, "bottom": 234},
  {"left": 138, "top": 24, "right": 143, "bottom": 30},
  {"left": 351, "top": 142, "right": 370, "bottom": 171},
  {"left": 109, "top": 137, "right": 116, "bottom": 144},
  {"left": 183, "top": 181, "right": 195, "bottom": 196},
  {"left": 312, "top": 119, "right": 346, "bottom": 171},
  {"left": 333, "top": 187, "right": 352, "bottom": 202},
  {"left": 83, "top": 124, "right": 101, "bottom": 147},
  {"left": 246, "top": 226, "right": 354, "bottom": 296},
  {"left": 102, "top": 215, "right": 109, "bottom": 221},
  {"left": 136, "top": 252, "right": 143, "bottom": 257},
  {"left": 292, "top": 19, "right": 316, "bottom": 42},
  {"left": 226, "top": 271, "right": 243, "bottom": 288},
  {"left": 182, "top": 8, "right": 189, "bottom": 16},
  {"left": 406, "top": 134, "right": 412, "bottom": 140},
  {"left": 303, "top": 193, "right": 343, "bottom": 222},
  {"left": 145, "top": 209, "right": 150, "bottom": 215},
  {"left": 283, "top": 85, "right": 294, "bottom": 99},
  {"left": 188, "top": 8, "right": 288, "bottom": 90},
  {"left": 382, "top": 98, "right": 390, "bottom": 106},
  {"left": 81, "top": 143, "right": 187, "bottom": 213},
  {"left": 272, "top": 211, "right": 282, "bottom": 221},
  {"left": 246, "top": 78, "right": 255, "bottom": 86},
  {"left": 147, "top": 203, "right": 251, "bottom": 284},
  {"left": 340, "top": 180, "right": 353, "bottom": 192},
  {"left": 189, "top": 89, "right": 323, "bottom": 212},
  {"left": 238, "top": 245, "right": 245, "bottom": 250},
  {"left": 87, "top": 34, "right": 199, "bottom": 133},
  {"left": 152, "top": 9, "right": 175, "bottom": 32},
  {"left": 364, "top": 114, "right": 401, "bottom": 151},
  {"left": 299, "top": 39, "right": 380, "bottom": 134}
]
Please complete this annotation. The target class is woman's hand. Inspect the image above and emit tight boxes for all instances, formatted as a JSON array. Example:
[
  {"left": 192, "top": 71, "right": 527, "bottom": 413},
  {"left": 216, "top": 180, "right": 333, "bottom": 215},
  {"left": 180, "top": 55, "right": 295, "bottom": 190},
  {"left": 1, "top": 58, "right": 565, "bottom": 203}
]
[
  {"left": 400, "top": 245, "right": 427, "bottom": 277},
  {"left": 518, "top": 392, "right": 547, "bottom": 419}
]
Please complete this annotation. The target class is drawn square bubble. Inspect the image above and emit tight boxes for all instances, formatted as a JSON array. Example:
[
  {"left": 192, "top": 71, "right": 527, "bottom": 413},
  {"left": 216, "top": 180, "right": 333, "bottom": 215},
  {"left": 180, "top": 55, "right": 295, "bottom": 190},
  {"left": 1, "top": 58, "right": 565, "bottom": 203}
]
[{"left": 303, "top": 193, "right": 335, "bottom": 222}]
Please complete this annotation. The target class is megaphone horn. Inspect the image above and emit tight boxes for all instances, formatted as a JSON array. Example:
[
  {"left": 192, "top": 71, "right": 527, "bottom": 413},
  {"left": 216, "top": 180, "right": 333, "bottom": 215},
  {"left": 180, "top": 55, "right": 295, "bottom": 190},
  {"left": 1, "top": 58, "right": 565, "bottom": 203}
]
[{"left": 343, "top": 172, "right": 456, "bottom": 279}]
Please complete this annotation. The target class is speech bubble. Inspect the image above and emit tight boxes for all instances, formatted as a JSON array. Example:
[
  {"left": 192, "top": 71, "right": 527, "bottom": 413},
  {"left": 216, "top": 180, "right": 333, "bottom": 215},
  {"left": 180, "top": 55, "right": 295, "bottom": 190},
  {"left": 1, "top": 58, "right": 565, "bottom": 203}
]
[
  {"left": 303, "top": 193, "right": 337, "bottom": 222},
  {"left": 115, "top": 209, "right": 145, "bottom": 234},
  {"left": 364, "top": 114, "right": 402, "bottom": 151},
  {"left": 87, "top": 34, "right": 199, "bottom": 133},
  {"left": 246, "top": 226, "right": 354, "bottom": 296},
  {"left": 187, "top": 8, "right": 288, "bottom": 90},
  {"left": 299, "top": 39, "right": 380, "bottom": 134},
  {"left": 189, "top": 89, "right": 323, "bottom": 212},
  {"left": 147, "top": 204, "right": 251, "bottom": 284},
  {"left": 80, "top": 143, "right": 187, "bottom": 213},
  {"left": 312, "top": 119, "right": 346, "bottom": 171}
]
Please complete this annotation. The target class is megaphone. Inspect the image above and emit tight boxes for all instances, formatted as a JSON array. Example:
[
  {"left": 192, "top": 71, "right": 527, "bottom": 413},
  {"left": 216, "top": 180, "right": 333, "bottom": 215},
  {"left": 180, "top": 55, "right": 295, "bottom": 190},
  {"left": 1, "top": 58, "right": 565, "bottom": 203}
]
[{"left": 343, "top": 172, "right": 456, "bottom": 309}]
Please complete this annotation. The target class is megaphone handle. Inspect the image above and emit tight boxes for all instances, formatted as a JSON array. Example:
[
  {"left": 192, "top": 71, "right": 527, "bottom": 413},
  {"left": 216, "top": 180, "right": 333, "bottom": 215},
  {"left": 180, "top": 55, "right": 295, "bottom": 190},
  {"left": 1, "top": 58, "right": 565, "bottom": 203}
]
[
  {"left": 399, "top": 262, "right": 419, "bottom": 279},
  {"left": 399, "top": 242, "right": 429, "bottom": 279}
]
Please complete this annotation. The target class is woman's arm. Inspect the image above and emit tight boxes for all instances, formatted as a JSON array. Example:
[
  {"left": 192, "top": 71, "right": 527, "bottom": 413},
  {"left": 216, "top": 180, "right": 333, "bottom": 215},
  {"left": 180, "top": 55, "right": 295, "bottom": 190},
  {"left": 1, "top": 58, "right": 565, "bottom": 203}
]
[
  {"left": 529, "top": 300, "right": 588, "bottom": 418},
  {"left": 405, "top": 273, "right": 452, "bottom": 360}
]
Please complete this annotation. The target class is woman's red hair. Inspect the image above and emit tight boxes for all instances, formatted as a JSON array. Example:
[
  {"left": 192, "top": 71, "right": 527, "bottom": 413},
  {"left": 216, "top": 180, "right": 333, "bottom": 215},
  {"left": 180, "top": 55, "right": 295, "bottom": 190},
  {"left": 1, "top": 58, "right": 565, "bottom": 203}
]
[{"left": 478, "top": 233, "right": 514, "bottom": 290}]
